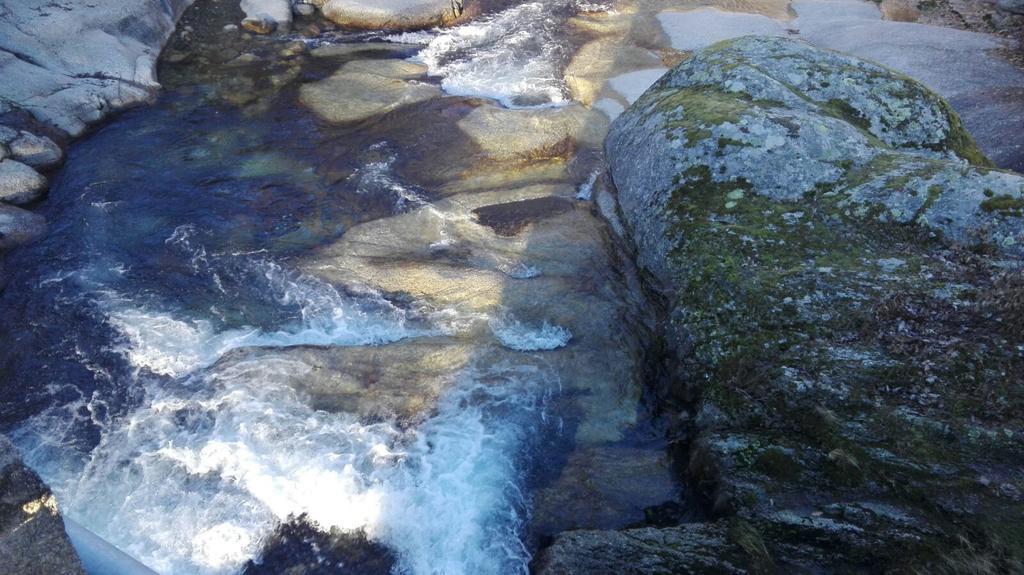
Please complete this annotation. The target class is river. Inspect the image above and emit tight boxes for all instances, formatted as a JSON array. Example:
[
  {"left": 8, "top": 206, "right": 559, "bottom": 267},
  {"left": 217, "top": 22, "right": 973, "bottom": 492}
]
[{"left": 0, "top": 1, "right": 684, "bottom": 573}]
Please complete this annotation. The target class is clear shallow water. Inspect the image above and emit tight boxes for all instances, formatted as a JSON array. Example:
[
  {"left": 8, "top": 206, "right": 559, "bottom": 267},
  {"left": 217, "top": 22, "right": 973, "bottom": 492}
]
[
  {"left": 0, "top": 90, "right": 556, "bottom": 573},
  {"left": 0, "top": 1, "right": 670, "bottom": 573}
]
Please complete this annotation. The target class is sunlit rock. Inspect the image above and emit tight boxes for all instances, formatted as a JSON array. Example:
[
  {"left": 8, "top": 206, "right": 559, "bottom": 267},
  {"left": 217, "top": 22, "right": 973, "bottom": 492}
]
[
  {"left": 311, "top": 0, "right": 479, "bottom": 30},
  {"left": 7, "top": 131, "right": 62, "bottom": 170},
  {"left": 0, "top": 160, "right": 47, "bottom": 205},
  {"left": 299, "top": 60, "right": 442, "bottom": 123},
  {"left": 239, "top": 0, "right": 292, "bottom": 33},
  {"left": 456, "top": 103, "right": 607, "bottom": 162},
  {"left": 0, "top": 0, "right": 194, "bottom": 136},
  {"left": 297, "top": 179, "right": 645, "bottom": 443},
  {"left": 564, "top": 39, "right": 662, "bottom": 106}
]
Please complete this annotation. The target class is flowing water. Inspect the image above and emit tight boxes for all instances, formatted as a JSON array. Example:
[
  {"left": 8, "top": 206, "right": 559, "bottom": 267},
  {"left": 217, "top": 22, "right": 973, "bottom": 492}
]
[{"left": 0, "top": 1, "right": 682, "bottom": 573}]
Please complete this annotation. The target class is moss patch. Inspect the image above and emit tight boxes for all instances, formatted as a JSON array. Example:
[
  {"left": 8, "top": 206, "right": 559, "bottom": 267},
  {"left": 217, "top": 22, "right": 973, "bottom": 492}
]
[{"left": 980, "top": 194, "right": 1024, "bottom": 216}]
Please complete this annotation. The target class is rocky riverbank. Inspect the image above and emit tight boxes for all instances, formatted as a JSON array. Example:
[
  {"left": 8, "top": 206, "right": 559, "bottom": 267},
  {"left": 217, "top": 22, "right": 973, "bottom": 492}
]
[{"left": 538, "top": 35, "right": 1024, "bottom": 573}]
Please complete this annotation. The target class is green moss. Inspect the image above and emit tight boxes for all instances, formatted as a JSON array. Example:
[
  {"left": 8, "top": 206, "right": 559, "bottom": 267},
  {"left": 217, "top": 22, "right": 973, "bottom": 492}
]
[
  {"left": 727, "top": 518, "right": 776, "bottom": 574},
  {"left": 650, "top": 88, "right": 781, "bottom": 146},
  {"left": 934, "top": 97, "right": 992, "bottom": 167},
  {"left": 980, "top": 194, "right": 1024, "bottom": 216},
  {"left": 822, "top": 98, "right": 872, "bottom": 134},
  {"left": 753, "top": 448, "right": 801, "bottom": 481}
]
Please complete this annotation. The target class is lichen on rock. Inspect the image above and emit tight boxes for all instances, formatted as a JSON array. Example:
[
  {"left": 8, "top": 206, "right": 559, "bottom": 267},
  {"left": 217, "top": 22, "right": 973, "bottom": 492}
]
[{"left": 569, "top": 35, "right": 1024, "bottom": 573}]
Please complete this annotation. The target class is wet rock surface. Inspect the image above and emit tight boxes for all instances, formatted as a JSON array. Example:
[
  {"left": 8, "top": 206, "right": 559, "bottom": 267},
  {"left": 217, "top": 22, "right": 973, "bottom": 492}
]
[
  {"left": 1, "top": 0, "right": 1023, "bottom": 572},
  {"left": 0, "top": 435, "right": 84, "bottom": 575},
  {"left": 299, "top": 60, "right": 442, "bottom": 123},
  {"left": 7, "top": 132, "right": 62, "bottom": 170},
  {"left": 535, "top": 521, "right": 758, "bottom": 575},
  {"left": 310, "top": 0, "right": 478, "bottom": 30},
  {"left": 580, "top": 35, "right": 1024, "bottom": 573}
]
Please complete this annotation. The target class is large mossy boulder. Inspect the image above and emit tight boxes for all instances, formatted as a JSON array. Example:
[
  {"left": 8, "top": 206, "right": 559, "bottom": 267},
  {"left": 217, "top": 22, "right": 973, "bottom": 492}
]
[{"left": 562, "top": 36, "right": 1024, "bottom": 573}]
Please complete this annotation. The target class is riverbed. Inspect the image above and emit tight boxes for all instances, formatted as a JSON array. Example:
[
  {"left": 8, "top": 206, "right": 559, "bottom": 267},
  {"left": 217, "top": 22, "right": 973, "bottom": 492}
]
[{"left": 0, "top": 1, "right": 682, "bottom": 573}]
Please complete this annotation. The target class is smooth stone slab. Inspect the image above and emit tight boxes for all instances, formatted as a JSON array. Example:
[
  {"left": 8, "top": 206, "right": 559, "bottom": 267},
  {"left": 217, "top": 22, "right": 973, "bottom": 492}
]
[
  {"left": 0, "top": 0, "right": 194, "bottom": 136},
  {"left": 299, "top": 61, "right": 441, "bottom": 123},
  {"left": 606, "top": 68, "right": 669, "bottom": 104},
  {"left": 658, "top": 9, "right": 787, "bottom": 51}
]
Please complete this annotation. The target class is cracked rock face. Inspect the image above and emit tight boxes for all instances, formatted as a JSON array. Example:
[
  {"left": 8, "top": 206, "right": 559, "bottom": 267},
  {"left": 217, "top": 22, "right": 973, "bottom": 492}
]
[{"left": 569, "top": 35, "right": 1024, "bottom": 573}]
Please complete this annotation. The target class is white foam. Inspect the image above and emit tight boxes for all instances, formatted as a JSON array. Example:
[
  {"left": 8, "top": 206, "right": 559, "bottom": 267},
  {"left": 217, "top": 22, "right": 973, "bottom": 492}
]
[
  {"left": 347, "top": 145, "right": 428, "bottom": 212},
  {"left": 105, "top": 263, "right": 422, "bottom": 378},
  {"left": 489, "top": 314, "right": 572, "bottom": 351},
  {"left": 48, "top": 357, "right": 548, "bottom": 575},
  {"left": 410, "top": 2, "right": 571, "bottom": 108},
  {"left": 19, "top": 246, "right": 551, "bottom": 574},
  {"left": 575, "top": 169, "right": 602, "bottom": 201},
  {"left": 498, "top": 261, "right": 542, "bottom": 279}
]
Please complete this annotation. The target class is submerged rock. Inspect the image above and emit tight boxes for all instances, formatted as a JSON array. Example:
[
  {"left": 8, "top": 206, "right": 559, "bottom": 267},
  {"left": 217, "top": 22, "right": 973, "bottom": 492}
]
[
  {"left": 211, "top": 338, "right": 491, "bottom": 422},
  {"left": 596, "top": 36, "right": 1024, "bottom": 572},
  {"left": 299, "top": 60, "right": 441, "bottom": 123},
  {"left": 455, "top": 103, "right": 607, "bottom": 162},
  {"left": 311, "top": 0, "right": 477, "bottom": 30},
  {"left": 0, "top": 160, "right": 47, "bottom": 205},
  {"left": 0, "top": 435, "right": 85, "bottom": 575}
]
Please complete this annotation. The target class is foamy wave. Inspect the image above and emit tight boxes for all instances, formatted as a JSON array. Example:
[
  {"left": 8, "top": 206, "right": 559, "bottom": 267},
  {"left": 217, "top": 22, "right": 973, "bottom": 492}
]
[
  {"left": 107, "top": 310, "right": 259, "bottom": 378},
  {"left": 105, "top": 270, "right": 421, "bottom": 376},
  {"left": 347, "top": 144, "right": 428, "bottom": 212},
  {"left": 410, "top": 2, "right": 571, "bottom": 108},
  {"left": 489, "top": 314, "right": 572, "bottom": 351},
  {"left": 52, "top": 358, "right": 549, "bottom": 575},
  {"left": 104, "top": 259, "right": 429, "bottom": 378}
]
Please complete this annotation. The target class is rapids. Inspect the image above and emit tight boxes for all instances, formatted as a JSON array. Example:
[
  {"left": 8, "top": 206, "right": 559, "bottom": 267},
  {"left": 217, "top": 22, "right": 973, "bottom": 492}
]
[{"left": 0, "top": 0, "right": 684, "bottom": 573}]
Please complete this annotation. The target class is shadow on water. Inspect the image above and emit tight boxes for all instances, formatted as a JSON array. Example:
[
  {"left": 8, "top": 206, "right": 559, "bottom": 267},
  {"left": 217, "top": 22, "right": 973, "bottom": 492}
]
[{"left": 0, "top": 0, "right": 699, "bottom": 573}]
